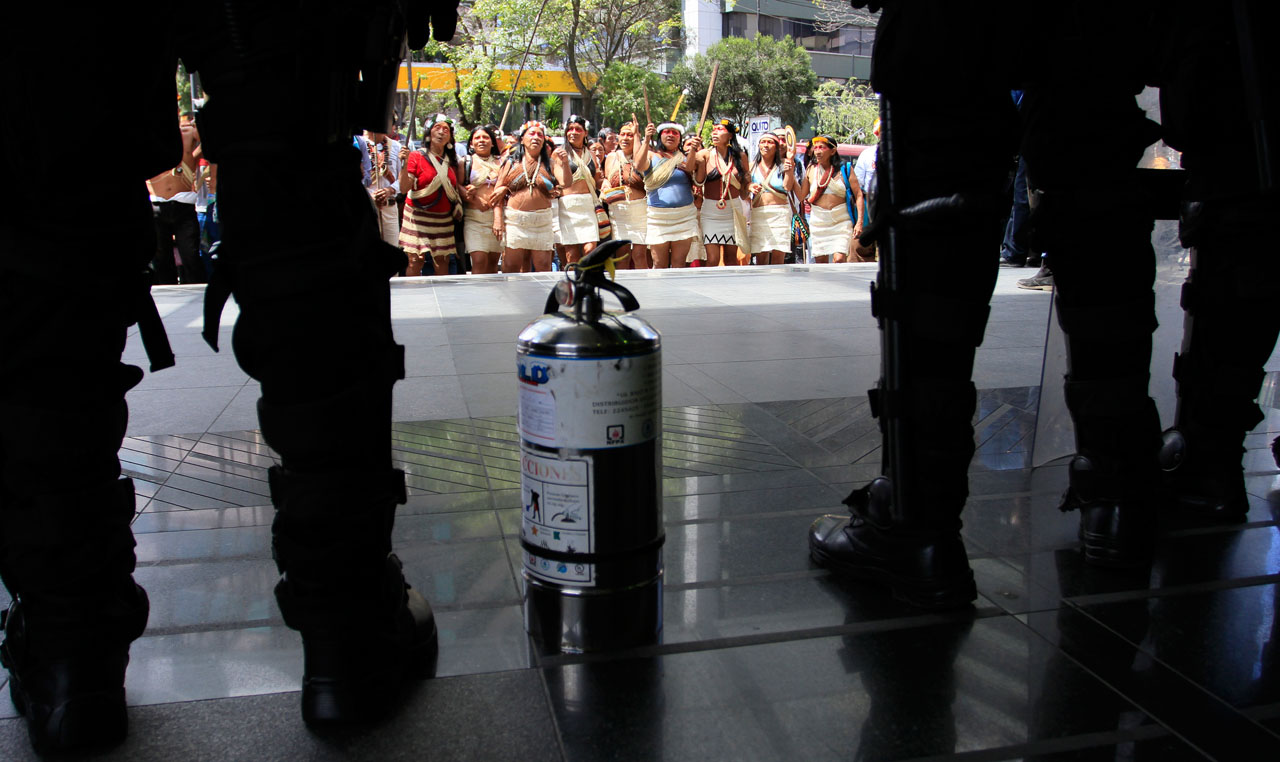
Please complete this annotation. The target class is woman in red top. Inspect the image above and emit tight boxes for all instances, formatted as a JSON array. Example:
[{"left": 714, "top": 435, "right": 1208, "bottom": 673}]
[{"left": 398, "top": 116, "right": 462, "bottom": 276}]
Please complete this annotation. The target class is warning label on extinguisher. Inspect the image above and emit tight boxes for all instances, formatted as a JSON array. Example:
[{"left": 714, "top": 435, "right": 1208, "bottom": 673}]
[
  {"left": 520, "top": 448, "right": 595, "bottom": 586},
  {"left": 517, "top": 351, "right": 661, "bottom": 449}
]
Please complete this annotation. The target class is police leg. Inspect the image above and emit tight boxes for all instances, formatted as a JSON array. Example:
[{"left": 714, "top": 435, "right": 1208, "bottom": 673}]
[
  {"left": 1161, "top": 203, "right": 1280, "bottom": 520},
  {"left": 808, "top": 3, "right": 1018, "bottom": 610},
  {"left": 184, "top": 13, "right": 443, "bottom": 723},
  {"left": 1023, "top": 84, "right": 1163, "bottom": 566},
  {"left": 0, "top": 229, "right": 152, "bottom": 752}
]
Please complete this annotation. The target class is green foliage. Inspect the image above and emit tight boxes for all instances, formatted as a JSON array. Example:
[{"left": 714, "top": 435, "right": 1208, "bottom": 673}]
[
  {"left": 596, "top": 63, "right": 677, "bottom": 129},
  {"left": 672, "top": 35, "right": 818, "bottom": 129},
  {"left": 176, "top": 60, "right": 192, "bottom": 115},
  {"left": 812, "top": 80, "right": 880, "bottom": 144},
  {"left": 542, "top": 94, "right": 562, "bottom": 128}
]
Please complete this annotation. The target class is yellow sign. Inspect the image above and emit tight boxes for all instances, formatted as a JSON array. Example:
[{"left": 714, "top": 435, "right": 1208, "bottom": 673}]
[{"left": 396, "top": 64, "right": 592, "bottom": 95}]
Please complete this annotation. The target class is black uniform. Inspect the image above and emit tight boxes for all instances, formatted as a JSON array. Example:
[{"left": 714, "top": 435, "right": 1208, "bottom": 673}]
[
  {"left": 810, "top": 1, "right": 1279, "bottom": 607},
  {"left": 1, "top": 1, "right": 458, "bottom": 753}
]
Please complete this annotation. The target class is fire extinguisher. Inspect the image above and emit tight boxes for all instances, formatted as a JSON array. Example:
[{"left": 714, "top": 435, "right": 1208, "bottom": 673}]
[{"left": 515, "top": 240, "right": 663, "bottom": 653}]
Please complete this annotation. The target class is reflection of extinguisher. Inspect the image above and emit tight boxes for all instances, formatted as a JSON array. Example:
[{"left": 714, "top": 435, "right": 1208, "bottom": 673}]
[{"left": 515, "top": 240, "right": 663, "bottom": 653}]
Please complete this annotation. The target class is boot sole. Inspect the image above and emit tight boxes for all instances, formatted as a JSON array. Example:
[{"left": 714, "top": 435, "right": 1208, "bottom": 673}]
[
  {"left": 809, "top": 545, "right": 976, "bottom": 611},
  {"left": 301, "top": 625, "right": 439, "bottom": 726}
]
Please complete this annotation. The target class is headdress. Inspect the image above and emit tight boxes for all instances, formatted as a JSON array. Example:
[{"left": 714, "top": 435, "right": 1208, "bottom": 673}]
[
  {"left": 656, "top": 121, "right": 683, "bottom": 136},
  {"left": 567, "top": 114, "right": 591, "bottom": 132},
  {"left": 809, "top": 135, "right": 836, "bottom": 150}
]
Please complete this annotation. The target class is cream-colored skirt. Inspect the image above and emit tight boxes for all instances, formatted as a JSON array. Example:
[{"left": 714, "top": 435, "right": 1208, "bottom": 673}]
[
  {"left": 463, "top": 207, "right": 501, "bottom": 253},
  {"left": 556, "top": 193, "right": 600, "bottom": 246},
  {"left": 646, "top": 203, "right": 698, "bottom": 245},
  {"left": 504, "top": 206, "right": 555, "bottom": 251},
  {"left": 808, "top": 204, "right": 854, "bottom": 260},
  {"left": 749, "top": 204, "right": 792, "bottom": 254},
  {"left": 610, "top": 197, "right": 648, "bottom": 245},
  {"left": 700, "top": 201, "right": 737, "bottom": 246}
]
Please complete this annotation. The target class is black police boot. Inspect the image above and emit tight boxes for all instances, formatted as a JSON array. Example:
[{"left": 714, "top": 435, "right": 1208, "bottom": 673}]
[
  {"left": 279, "top": 554, "right": 436, "bottom": 725},
  {"left": 1058, "top": 380, "right": 1162, "bottom": 568},
  {"left": 267, "top": 464, "right": 437, "bottom": 726},
  {"left": 810, "top": 479, "right": 976, "bottom": 610},
  {"left": 1059, "top": 455, "right": 1156, "bottom": 568},
  {"left": 1, "top": 582, "right": 148, "bottom": 754},
  {"left": 810, "top": 380, "right": 984, "bottom": 611}
]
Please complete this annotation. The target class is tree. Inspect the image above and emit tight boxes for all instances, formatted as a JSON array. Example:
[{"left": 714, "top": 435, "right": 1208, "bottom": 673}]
[
  {"left": 671, "top": 35, "right": 818, "bottom": 129},
  {"left": 596, "top": 62, "right": 677, "bottom": 129},
  {"left": 812, "top": 80, "right": 880, "bottom": 144},
  {"left": 813, "top": 2, "right": 880, "bottom": 34},
  {"left": 561, "top": 0, "right": 682, "bottom": 120},
  {"left": 410, "top": 0, "right": 541, "bottom": 132}
]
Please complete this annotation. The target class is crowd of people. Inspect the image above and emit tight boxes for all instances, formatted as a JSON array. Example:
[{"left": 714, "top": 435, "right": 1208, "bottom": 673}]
[
  {"left": 358, "top": 114, "right": 874, "bottom": 276},
  {"left": 146, "top": 112, "right": 876, "bottom": 283}
]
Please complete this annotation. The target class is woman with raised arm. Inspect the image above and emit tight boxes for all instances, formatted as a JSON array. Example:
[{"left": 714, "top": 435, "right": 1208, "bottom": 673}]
[
  {"left": 798, "top": 136, "right": 863, "bottom": 264},
  {"left": 399, "top": 115, "right": 462, "bottom": 276},
  {"left": 634, "top": 121, "right": 701, "bottom": 269},
  {"left": 554, "top": 115, "right": 603, "bottom": 266},
  {"left": 747, "top": 131, "right": 798, "bottom": 265},
  {"left": 459, "top": 124, "right": 503, "bottom": 274},
  {"left": 694, "top": 119, "right": 749, "bottom": 266},
  {"left": 490, "top": 121, "right": 565, "bottom": 273},
  {"left": 602, "top": 122, "right": 650, "bottom": 269}
]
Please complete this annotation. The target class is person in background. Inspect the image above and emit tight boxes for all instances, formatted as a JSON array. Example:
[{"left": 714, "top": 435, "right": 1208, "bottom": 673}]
[
  {"left": 852, "top": 118, "right": 880, "bottom": 262},
  {"left": 362, "top": 129, "right": 402, "bottom": 248},
  {"left": 147, "top": 113, "right": 205, "bottom": 284},
  {"left": 598, "top": 127, "right": 619, "bottom": 155},
  {"left": 694, "top": 119, "right": 749, "bottom": 266},
  {"left": 459, "top": 124, "right": 503, "bottom": 274},
  {"left": 398, "top": 115, "right": 462, "bottom": 276},
  {"left": 603, "top": 121, "right": 650, "bottom": 269},
  {"left": 554, "top": 115, "right": 602, "bottom": 266},
  {"left": 798, "top": 136, "right": 862, "bottom": 264},
  {"left": 635, "top": 121, "right": 700, "bottom": 269},
  {"left": 491, "top": 121, "right": 563, "bottom": 272},
  {"left": 747, "top": 131, "right": 796, "bottom": 265}
]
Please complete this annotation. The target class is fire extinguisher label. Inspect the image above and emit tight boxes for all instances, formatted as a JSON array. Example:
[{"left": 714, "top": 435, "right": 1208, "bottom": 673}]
[
  {"left": 517, "top": 351, "right": 661, "bottom": 449},
  {"left": 520, "top": 449, "right": 595, "bottom": 586}
]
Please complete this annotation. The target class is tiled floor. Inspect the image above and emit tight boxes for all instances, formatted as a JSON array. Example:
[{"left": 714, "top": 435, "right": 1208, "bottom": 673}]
[{"left": 2, "top": 265, "right": 1279, "bottom": 760}]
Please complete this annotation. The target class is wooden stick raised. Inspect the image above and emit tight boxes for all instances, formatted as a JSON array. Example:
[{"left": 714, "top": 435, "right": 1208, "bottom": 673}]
[
  {"left": 695, "top": 62, "right": 721, "bottom": 139},
  {"left": 642, "top": 84, "right": 652, "bottom": 126}
]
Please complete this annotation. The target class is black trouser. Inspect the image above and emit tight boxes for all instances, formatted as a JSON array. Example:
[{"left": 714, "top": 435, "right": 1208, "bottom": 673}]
[
  {"left": 152, "top": 199, "right": 205, "bottom": 285},
  {"left": 863, "top": 1, "right": 1278, "bottom": 533}
]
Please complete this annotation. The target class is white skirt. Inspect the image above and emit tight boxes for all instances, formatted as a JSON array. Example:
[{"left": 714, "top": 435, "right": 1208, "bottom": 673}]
[
  {"left": 646, "top": 203, "right": 698, "bottom": 245},
  {"left": 463, "top": 207, "right": 501, "bottom": 253},
  {"left": 610, "top": 197, "right": 648, "bottom": 245},
  {"left": 808, "top": 204, "right": 854, "bottom": 259},
  {"left": 749, "top": 203, "right": 792, "bottom": 254},
  {"left": 556, "top": 193, "right": 599, "bottom": 246},
  {"left": 504, "top": 206, "right": 555, "bottom": 251},
  {"left": 700, "top": 201, "right": 737, "bottom": 246}
]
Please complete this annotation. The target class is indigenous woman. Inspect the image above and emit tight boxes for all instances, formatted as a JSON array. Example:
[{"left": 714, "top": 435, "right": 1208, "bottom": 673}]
[
  {"left": 460, "top": 124, "right": 503, "bottom": 274},
  {"left": 798, "top": 136, "right": 863, "bottom": 264},
  {"left": 694, "top": 119, "right": 748, "bottom": 266},
  {"left": 602, "top": 122, "right": 650, "bottom": 269},
  {"left": 587, "top": 138, "right": 608, "bottom": 170},
  {"left": 554, "top": 115, "right": 603, "bottom": 266},
  {"left": 747, "top": 131, "right": 797, "bottom": 265},
  {"left": 634, "top": 121, "right": 700, "bottom": 269},
  {"left": 398, "top": 115, "right": 462, "bottom": 276},
  {"left": 491, "top": 121, "right": 565, "bottom": 273}
]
